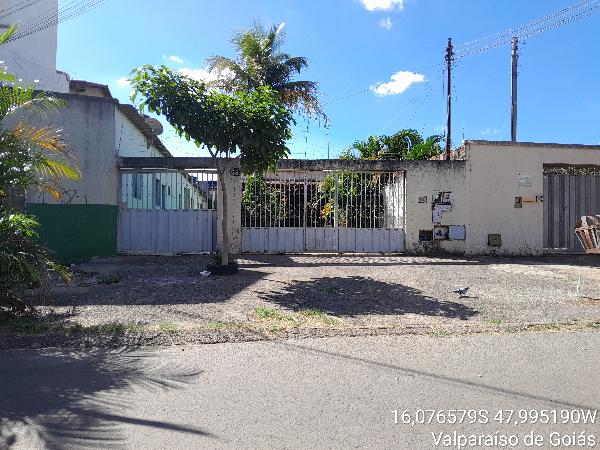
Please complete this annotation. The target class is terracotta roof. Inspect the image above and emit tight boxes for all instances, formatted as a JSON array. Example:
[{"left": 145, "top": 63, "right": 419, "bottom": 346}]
[
  {"left": 69, "top": 79, "right": 112, "bottom": 98},
  {"left": 117, "top": 104, "right": 172, "bottom": 157}
]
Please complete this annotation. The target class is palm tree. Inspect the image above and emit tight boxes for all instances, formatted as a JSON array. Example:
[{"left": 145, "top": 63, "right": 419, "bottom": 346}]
[
  {"left": 0, "top": 25, "right": 79, "bottom": 202},
  {"left": 206, "top": 22, "right": 325, "bottom": 120},
  {"left": 0, "top": 25, "right": 77, "bottom": 312}
]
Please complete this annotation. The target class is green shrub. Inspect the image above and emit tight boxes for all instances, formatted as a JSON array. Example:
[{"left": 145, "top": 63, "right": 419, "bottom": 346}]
[{"left": 0, "top": 212, "right": 70, "bottom": 312}]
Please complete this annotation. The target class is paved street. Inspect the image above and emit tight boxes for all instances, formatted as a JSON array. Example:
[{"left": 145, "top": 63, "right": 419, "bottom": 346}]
[{"left": 2, "top": 331, "right": 600, "bottom": 449}]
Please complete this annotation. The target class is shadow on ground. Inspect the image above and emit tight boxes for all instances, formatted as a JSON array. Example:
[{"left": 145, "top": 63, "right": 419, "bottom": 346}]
[
  {"left": 0, "top": 349, "right": 211, "bottom": 449},
  {"left": 239, "top": 253, "right": 600, "bottom": 268},
  {"left": 49, "top": 268, "right": 265, "bottom": 307},
  {"left": 258, "top": 276, "right": 479, "bottom": 320}
]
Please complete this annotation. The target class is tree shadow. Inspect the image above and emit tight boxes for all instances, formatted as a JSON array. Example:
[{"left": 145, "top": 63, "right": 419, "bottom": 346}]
[
  {"left": 0, "top": 348, "right": 213, "bottom": 449},
  {"left": 48, "top": 268, "right": 265, "bottom": 307},
  {"left": 257, "top": 276, "right": 479, "bottom": 320}
]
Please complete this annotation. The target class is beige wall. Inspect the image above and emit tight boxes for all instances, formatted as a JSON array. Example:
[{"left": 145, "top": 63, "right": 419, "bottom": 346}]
[
  {"left": 404, "top": 161, "right": 466, "bottom": 254},
  {"left": 27, "top": 94, "right": 170, "bottom": 206},
  {"left": 465, "top": 141, "right": 600, "bottom": 255}
]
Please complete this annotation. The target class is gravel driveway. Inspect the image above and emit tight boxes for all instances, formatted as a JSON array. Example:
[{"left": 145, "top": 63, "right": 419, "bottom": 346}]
[{"left": 27, "top": 254, "right": 600, "bottom": 329}]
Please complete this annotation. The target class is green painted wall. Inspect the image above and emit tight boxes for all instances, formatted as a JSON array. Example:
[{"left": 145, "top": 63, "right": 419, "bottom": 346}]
[{"left": 26, "top": 204, "right": 118, "bottom": 263}]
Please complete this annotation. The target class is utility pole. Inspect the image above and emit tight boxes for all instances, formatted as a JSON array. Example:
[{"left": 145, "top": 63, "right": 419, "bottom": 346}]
[
  {"left": 510, "top": 36, "right": 519, "bottom": 142},
  {"left": 445, "top": 38, "right": 453, "bottom": 160}
]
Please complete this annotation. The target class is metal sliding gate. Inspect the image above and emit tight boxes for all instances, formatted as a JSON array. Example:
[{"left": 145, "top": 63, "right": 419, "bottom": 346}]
[
  {"left": 544, "top": 169, "right": 600, "bottom": 252},
  {"left": 118, "top": 170, "right": 218, "bottom": 254},
  {"left": 241, "top": 171, "right": 405, "bottom": 253}
]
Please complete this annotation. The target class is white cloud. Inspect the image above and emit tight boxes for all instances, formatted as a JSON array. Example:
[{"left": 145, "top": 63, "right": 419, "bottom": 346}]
[
  {"left": 179, "top": 67, "right": 234, "bottom": 84},
  {"left": 481, "top": 127, "right": 500, "bottom": 136},
  {"left": 379, "top": 17, "right": 392, "bottom": 30},
  {"left": 361, "top": 0, "right": 403, "bottom": 11},
  {"left": 371, "top": 70, "right": 425, "bottom": 96},
  {"left": 116, "top": 76, "right": 130, "bottom": 87},
  {"left": 169, "top": 55, "right": 183, "bottom": 64},
  {"left": 179, "top": 67, "right": 217, "bottom": 82}
]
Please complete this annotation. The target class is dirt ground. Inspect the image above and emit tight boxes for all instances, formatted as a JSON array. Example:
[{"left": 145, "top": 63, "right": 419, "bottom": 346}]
[{"left": 29, "top": 253, "right": 600, "bottom": 329}]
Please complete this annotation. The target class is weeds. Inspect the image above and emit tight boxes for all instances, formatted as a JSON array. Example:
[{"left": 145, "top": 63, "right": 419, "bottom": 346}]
[{"left": 97, "top": 273, "right": 122, "bottom": 285}]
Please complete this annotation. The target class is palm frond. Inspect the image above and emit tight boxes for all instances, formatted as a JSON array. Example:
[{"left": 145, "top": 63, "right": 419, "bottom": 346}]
[
  {"left": 0, "top": 25, "right": 17, "bottom": 45},
  {"left": 35, "top": 159, "right": 80, "bottom": 181},
  {"left": 9, "top": 122, "right": 69, "bottom": 155}
]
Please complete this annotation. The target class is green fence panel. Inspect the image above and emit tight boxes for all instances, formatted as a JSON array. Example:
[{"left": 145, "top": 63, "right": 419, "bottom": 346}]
[{"left": 26, "top": 204, "right": 118, "bottom": 263}]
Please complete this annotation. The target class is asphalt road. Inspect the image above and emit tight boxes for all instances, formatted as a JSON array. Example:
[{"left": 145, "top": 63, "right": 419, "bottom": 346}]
[{"left": 2, "top": 331, "right": 600, "bottom": 449}]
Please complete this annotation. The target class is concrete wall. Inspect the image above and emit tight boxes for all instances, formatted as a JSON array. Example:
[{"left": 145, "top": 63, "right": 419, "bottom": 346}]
[
  {"left": 464, "top": 141, "right": 600, "bottom": 255},
  {"left": 0, "top": 0, "right": 69, "bottom": 92},
  {"left": 217, "top": 160, "right": 242, "bottom": 254},
  {"left": 404, "top": 161, "right": 466, "bottom": 254},
  {"left": 27, "top": 94, "right": 119, "bottom": 205},
  {"left": 27, "top": 203, "right": 118, "bottom": 263}
]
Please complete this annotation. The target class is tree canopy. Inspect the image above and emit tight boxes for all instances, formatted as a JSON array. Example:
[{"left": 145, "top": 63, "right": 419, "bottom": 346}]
[
  {"left": 130, "top": 64, "right": 294, "bottom": 174},
  {"left": 341, "top": 129, "right": 443, "bottom": 161},
  {"left": 206, "top": 22, "right": 325, "bottom": 120}
]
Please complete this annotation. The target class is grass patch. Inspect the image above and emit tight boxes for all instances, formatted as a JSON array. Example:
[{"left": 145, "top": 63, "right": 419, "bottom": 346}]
[
  {"left": 97, "top": 273, "right": 123, "bottom": 285},
  {"left": 487, "top": 318, "right": 505, "bottom": 325},
  {"left": 299, "top": 309, "right": 341, "bottom": 325},
  {"left": 252, "top": 307, "right": 341, "bottom": 328},
  {"left": 253, "top": 307, "right": 297, "bottom": 322},
  {"left": 158, "top": 322, "right": 178, "bottom": 333}
]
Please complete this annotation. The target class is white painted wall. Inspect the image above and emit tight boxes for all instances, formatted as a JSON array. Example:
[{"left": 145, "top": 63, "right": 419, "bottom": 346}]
[
  {"left": 404, "top": 162, "right": 467, "bottom": 254},
  {"left": 0, "top": 0, "right": 69, "bottom": 92},
  {"left": 116, "top": 109, "right": 163, "bottom": 158},
  {"left": 465, "top": 141, "right": 600, "bottom": 255}
]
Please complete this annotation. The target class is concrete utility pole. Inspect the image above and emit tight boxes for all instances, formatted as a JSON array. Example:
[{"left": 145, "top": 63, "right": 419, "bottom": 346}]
[
  {"left": 511, "top": 36, "right": 519, "bottom": 142},
  {"left": 445, "top": 38, "right": 453, "bottom": 160}
]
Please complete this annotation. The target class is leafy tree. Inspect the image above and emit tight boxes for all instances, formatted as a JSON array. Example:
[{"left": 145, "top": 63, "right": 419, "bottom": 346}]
[
  {"left": 345, "top": 129, "right": 443, "bottom": 161},
  {"left": 206, "top": 21, "right": 325, "bottom": 120},
  {"left": 130, "top": 65, "right": 294, "bottom": 266},
  {"left": 0, "top": 25, "right": 78, "bottom": 312}
]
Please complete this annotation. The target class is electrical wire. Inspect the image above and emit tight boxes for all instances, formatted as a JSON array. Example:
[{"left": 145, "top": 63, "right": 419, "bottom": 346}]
[
  {"left": 7, "top": 0, "right": 110, "bottom": 42},
  {"left": 454, "top": 0, "right": 600, "bottom": 59}
]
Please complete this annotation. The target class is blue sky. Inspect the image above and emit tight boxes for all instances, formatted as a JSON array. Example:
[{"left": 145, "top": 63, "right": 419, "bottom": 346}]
[{"left": 56, "top": 0, "right": 600, "bottom": 158}]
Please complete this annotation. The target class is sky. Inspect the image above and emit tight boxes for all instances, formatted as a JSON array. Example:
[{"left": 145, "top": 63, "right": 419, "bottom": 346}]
[{"left": 55, "top": 0, "right": 600, "bottom": 158}]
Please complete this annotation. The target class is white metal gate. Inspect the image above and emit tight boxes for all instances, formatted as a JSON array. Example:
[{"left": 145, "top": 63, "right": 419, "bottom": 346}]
[
  {"left": 241, "top": 171, "right": 405, "bottom": 253},
  {"left": 118, "top": 170, "right": 218, "bottom": 254},
  {"left": 544, "top": 168, "right": 600, "bottom": 252}
]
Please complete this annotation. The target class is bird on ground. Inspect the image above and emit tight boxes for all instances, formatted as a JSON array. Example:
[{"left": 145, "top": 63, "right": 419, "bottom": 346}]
[
  {"left": 200, "top": 271, "right": 211, "bottom": 277},
  {"left": 452, "top": 287, "right": 470, "bottom": 297}
]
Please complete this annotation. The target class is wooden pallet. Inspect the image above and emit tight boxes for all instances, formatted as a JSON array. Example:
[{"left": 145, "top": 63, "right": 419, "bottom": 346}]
[{"left": 575, "top": 215, "right": 600, "bottom": 254}]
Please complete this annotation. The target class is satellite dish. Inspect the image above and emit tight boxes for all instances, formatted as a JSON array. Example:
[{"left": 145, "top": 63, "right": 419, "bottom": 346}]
[{"left": 144, "top": 116, "right": 164, "bottom": 135}]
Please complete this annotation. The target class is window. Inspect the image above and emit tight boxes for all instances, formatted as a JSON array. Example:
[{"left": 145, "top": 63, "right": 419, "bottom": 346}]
[
  {"left": 155, "top": 178, "right": 161, "bottom": 207},
  {"left": 132, "top": 173, "right": 143, "bottom": 199},
  {"left": 184, "top": 187, "right": 191, "bottom": 210}
]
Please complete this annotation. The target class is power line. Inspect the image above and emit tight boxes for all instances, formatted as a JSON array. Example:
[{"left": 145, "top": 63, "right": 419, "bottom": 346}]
[
  {"left": 7, "top": 0, "right": 110, "bottom": 42},
  {"left": 455, "top": 0, "right": 595, "bottom": 51},
  {"left": 0, "top": 0, "right": 44, "bottom": 20},
  {"left": 454, "top": 0, "right": 600, "bottom": 59}
]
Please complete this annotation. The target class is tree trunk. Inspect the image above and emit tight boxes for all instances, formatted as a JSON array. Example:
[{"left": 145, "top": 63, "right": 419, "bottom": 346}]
[{"left": 217, "top": 163, "right": 230, "bottom": 266}]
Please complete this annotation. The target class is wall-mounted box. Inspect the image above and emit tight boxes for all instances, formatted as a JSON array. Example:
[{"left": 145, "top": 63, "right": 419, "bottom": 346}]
[
  {"left": 418, "top": 196, "right": 428, "bottom": 203},
  {"left": 448, "top": 225, "right": 466, "bottom": 240},
  {"left": 419, "top": 229, "right": 433, "bottom": 242},
  {"left": 488, "top": 234, "right": 502, "bottom": 247},
  {"left": 514, "top": 197, "right": 522, "bottom": 208},
  {"left": 433, "top": 226, "right": 449, "bottom": 240}
]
